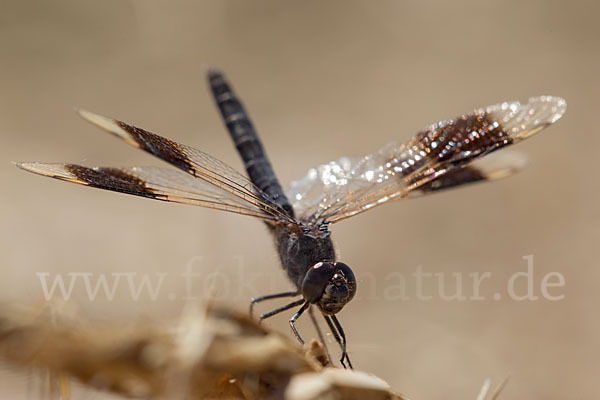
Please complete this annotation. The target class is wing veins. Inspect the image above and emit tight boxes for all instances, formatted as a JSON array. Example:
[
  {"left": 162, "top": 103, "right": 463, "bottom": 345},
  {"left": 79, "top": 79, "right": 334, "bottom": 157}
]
[
  {"left": 76, "top": 109, "right": 292, "bottom": 222},
  {"left": 17, "top": 163, "right": 277, "bottom": 221},
  {"left": 287, "top": 96, "right": 566, "bottom": 224}
]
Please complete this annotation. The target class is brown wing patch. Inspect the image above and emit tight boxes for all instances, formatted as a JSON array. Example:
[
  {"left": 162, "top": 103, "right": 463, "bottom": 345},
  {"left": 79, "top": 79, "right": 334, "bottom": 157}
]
[
  {"left": 437, "top": 113, "right": 511, "bottom": 162},
  {"left": 116, "top": 122, "right": 195, "bottom": 174},
  {"left": 416, "top": 166, "right": 486, "bottom": 193},
  {"left": 75, "top": 109, "right": 293, "bottom": 222},
  {"left": 407, "top": 112, "right": 510, "bottom": 180},
  {"left": 17, "top": 162, "right": 279, "bottom": 220},
  {"left": 64, "top": 164, "right": 165, "bottom": 200}
]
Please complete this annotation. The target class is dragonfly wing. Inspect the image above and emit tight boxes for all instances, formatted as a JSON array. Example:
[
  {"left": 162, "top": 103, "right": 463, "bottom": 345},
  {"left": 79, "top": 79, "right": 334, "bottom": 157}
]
[
  {"left": 287, "top": 96, "right": 566, "bottom": 224},
  {"left": 17, "top": 163, "right": 277, "bottom": 220},
  {"left": 61, "top": 110, "right": 291, "bottom": 221},
  {"left": 407, "top": 150, "right": 528, "bottom": 197},
  {"left": 286, "top": 155, "right": 361, "bottom": 222}
]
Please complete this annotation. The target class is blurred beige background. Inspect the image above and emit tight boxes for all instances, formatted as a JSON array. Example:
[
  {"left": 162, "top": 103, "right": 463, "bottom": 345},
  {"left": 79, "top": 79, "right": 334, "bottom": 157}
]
[{"left": 1, "top": 0, "right": 598, "bottom": 399}]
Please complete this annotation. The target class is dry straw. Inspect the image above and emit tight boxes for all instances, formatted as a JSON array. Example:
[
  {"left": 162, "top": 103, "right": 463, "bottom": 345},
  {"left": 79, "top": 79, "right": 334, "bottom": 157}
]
[{"left": 0, "top": 301, "right": 407, "bottom": 399}]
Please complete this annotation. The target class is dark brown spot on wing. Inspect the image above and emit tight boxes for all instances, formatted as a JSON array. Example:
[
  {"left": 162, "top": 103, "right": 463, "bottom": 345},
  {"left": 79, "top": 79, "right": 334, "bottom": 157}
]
[
  {"left": 394, "top": 111, "right": 512, "bottom": 187},
  {"left": 65, "top": 164, "right": 165, "bottom": 200},
  {"left": 417, "top": 165, "right": 486, "bottom": 193},
  {"left": 418, "top": 112, "right": 511, "bottom": 164},
  {"left": 116, "top": 121, "right": 195, "bottom": 174},
  {"left": 401, "top": 112, "right": 513, "bottom": 198}
]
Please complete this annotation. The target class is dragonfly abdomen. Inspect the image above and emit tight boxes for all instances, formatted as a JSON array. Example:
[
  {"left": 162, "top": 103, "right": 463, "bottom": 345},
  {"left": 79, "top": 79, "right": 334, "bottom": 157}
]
[{"left": 208, "top": 69, "right": 295, "bottom": 218}]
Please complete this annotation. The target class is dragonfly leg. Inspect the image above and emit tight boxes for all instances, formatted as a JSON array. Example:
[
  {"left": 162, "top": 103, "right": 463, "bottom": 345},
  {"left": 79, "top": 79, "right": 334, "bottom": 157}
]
[
  {"left": 309, "top": 306, "right": 333, "bottom": 365},
  {"left": 289, "top": 302, "right": 310, "bottom": 345},
  {"left": 324, "top": 314, "right": 353, "bottom": 369},
  {"left": 249, "top": 291, "right": 300, "bottom": 317},
  {"left": 331, "top": 315, "right": 353, "bottom": 369},
  {"left": 259, "top": 298, "right": 304, "bottom": 321}
]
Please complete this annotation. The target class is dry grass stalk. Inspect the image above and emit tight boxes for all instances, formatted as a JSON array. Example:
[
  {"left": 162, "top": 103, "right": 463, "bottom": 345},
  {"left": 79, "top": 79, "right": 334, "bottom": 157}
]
[{"left": 0, "top": 302, "right": 406, "bottom": 400}]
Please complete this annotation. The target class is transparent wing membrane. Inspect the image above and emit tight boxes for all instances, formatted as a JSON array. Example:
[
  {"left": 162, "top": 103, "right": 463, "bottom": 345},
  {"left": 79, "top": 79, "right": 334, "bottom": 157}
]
[
  {"left": 287, "top": 96, "right": 566, "bottom": 224},
  {"left": 18, "top": 109, "right": 294, "bottom": 222},
  {"left": 16, "top": 163, "right": 277, "bottom": 220},
  {"left": 407, "top": 150, "right": 529, "bottom": 197},
  {"left": 77, "top": 110, "right": 293, "bottom": 221},
  {"left": 19, "top": 96, "right": 565, "bottom": 226}
]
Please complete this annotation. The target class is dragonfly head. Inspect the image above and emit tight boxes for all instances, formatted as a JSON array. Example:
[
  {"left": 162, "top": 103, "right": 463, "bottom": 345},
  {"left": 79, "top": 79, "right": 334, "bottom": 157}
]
[{"left": 302, "top": 262, "right": 356, "bottom": 314}]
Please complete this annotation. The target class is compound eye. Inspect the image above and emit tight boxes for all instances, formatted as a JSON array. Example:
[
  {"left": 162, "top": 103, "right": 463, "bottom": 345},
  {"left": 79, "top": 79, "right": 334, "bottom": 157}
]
[
  {"left": 334, "top": 262, "right": 357, "bottom": 302},
  {"left": 302, "top": 262, "right": 336, "bottom": 303}
]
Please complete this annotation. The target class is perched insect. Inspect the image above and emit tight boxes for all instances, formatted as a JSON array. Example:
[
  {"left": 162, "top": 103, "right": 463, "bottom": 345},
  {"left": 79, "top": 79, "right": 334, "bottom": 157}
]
[{"left": 18, "top": 70, "right": 566, "bottom": 368}]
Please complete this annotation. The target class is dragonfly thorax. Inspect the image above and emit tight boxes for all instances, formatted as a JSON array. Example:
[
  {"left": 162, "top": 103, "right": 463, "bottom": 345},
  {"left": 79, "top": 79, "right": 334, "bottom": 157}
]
[{"left": 302, "top": 262, "right": 356, "bottom": 314}]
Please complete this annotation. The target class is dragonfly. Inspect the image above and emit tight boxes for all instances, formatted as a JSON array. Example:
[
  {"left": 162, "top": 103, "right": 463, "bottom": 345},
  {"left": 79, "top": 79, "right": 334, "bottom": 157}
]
[{"left": 17, "top": 70, "right": 566, "bottom": 369}]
